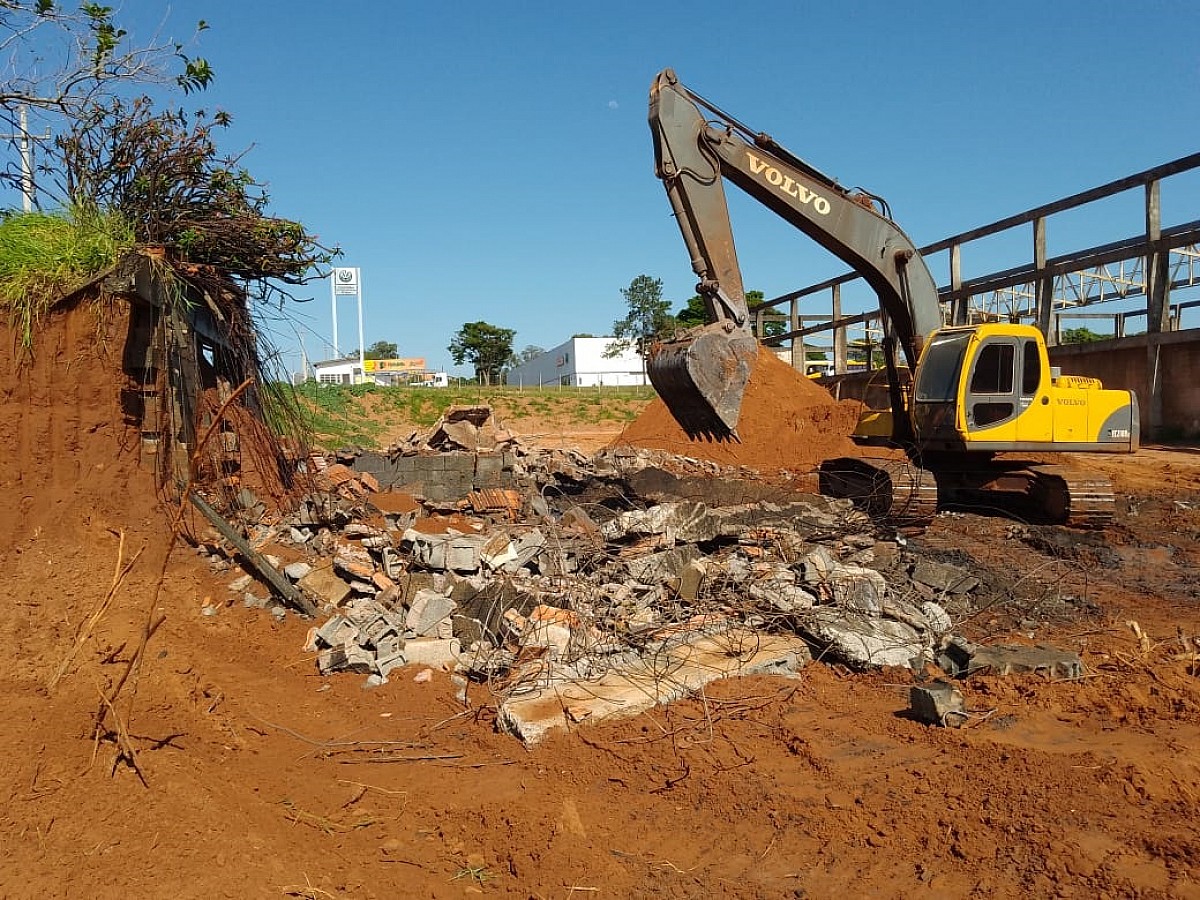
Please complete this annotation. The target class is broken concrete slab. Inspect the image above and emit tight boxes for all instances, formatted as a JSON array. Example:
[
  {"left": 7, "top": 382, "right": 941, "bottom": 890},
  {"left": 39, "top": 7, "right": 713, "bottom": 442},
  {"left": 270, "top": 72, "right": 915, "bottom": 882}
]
[
  {"left": 298, "top": 565, "right": 353, "bottom": 608},
  {"left": 405, "top": 589, "right": 457, "bottom": 637},
  {"left": 402, "top": 637, "right": 462, "bottom": 669},
  {"left": 828, "top": 564, "right": 887, "bottom": 614},
  {"left": 625, "top": 545, "right": 701, "bottom": 584},
  {"left": 801, "top": 608, "right": 925, "bottom": 669},
  {"left": 748, "top": 566, "right": 816, "bottom": 613},
  {"left": 966, "top": 644, "right": 1084, "bottom": 680},
  {"left": 497, "top": 628, "right": 811, "bottom": 746},
  {"left": 602, "top": 502, "right": 721, "bottom": 544}
]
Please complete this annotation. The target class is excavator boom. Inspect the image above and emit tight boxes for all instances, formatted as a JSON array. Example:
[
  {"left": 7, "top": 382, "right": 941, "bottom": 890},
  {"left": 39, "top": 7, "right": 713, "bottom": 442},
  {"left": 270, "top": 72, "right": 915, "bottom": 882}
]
[{"left": 647, "top": 68, "right": 942, "bottom": 439}]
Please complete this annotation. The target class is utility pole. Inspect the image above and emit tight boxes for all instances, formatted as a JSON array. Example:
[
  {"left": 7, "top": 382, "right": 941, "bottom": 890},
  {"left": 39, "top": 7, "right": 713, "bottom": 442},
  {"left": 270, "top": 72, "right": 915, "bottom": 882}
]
[{"left": 0, "top": 106, "right": 51, "bottom": 211}]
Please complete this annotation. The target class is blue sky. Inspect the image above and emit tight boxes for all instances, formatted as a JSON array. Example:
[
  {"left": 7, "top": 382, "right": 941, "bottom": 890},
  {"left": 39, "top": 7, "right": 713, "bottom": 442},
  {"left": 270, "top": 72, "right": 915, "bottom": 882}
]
[{"left": 9, "top": 1, "right": 1200, "bottom": 374}]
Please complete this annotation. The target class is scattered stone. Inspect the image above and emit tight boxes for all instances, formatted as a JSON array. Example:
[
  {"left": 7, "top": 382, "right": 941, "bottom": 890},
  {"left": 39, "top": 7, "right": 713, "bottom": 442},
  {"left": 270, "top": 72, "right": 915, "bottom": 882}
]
[
  {"left": 909, "top": 680, "right": 967, "bottom": 727},
  {"left": 299, "top": 565, "right": 353, "bottom": 607},
  {"left": 228, "top": 573, "right": 254, "bottom": 593},
  {"left": 283, "top": 561, "right": 312, "bottom": 581}
]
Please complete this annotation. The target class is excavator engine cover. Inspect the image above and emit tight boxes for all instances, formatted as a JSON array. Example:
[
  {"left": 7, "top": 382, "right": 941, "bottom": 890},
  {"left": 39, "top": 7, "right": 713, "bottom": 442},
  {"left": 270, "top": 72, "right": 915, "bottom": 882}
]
[{"left": 647, "top": 324, "right": 758, "bottom": 439}]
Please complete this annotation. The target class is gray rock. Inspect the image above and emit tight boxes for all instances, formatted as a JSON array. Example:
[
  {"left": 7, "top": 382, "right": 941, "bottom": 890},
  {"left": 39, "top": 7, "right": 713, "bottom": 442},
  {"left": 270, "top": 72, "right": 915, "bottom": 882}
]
[
  {"left": 909, "top": 681, "right": 966, "bottom": 727},
  {"left": 283, "top": 561, "right": 312, "bottom": 581},
  {"left": 828, "top": 564, "right": 888, "bottom": 614},
  {"left": 801, "top": 608, "right": 925, "bottom": 669},
  {"left": 406, "top": 590, "right": 458, "bottom": 637},
  {"left": 911, "top": 558, "right": 979, "bottom": 594}
]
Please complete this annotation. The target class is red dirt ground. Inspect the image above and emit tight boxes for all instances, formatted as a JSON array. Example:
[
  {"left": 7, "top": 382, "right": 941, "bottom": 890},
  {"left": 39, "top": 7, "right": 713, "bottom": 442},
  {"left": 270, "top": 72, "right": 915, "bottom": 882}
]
[{"left": 3, "top": 310, "right": 1200, "bottom": 898}]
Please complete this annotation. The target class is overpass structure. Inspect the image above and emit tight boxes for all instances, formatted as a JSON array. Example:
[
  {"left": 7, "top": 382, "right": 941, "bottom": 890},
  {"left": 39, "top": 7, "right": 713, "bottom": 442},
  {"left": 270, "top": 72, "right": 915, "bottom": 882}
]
[{"left": 752, "top": 153, "right": 1200, "bottom": 437}]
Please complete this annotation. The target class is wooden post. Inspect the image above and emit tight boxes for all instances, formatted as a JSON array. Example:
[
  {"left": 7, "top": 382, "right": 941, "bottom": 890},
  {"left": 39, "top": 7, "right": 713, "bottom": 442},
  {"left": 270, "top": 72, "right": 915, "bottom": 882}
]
[{"left": 189, "top": 492, "right": 317, "bottom": 617}]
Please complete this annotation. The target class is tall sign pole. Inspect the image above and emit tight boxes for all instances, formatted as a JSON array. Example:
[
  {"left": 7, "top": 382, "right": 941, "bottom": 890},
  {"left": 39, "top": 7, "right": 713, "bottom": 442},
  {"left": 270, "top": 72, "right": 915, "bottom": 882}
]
[
  {"left": 0, "top": 105, "right": 50, "bottom": 212},
  {"left": 331, "top": 267, "right": 363, "bottom": 381}
]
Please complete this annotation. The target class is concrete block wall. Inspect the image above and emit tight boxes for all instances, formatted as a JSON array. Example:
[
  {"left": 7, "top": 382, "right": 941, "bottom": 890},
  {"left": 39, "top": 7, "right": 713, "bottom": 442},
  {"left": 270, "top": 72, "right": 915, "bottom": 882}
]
[
  {"left": 351, "top": 451, "right": 517, "bottom": 501},
  {"left": 1049, "top": 328, "right": 1200, "bottom": 440}
]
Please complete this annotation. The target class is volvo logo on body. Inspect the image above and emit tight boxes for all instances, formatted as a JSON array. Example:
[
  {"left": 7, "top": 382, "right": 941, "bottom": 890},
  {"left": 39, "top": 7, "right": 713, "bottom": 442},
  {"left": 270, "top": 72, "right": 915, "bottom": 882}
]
[{"left": 746, "top": 152, "right": 831, "bottom": 215}]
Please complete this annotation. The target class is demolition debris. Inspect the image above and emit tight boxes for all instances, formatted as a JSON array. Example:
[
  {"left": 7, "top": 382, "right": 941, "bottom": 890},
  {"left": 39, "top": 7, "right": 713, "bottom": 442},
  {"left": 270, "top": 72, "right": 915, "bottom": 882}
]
[{"left": 192, "top": 406, "right": 1086, "bottom": 745}]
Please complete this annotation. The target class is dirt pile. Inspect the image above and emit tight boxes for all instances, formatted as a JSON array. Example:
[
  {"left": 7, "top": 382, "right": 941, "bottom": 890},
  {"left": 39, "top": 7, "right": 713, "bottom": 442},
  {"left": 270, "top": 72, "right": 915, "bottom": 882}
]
[{"left": 614, "top": 346, "right": 863, "bottom": 471}]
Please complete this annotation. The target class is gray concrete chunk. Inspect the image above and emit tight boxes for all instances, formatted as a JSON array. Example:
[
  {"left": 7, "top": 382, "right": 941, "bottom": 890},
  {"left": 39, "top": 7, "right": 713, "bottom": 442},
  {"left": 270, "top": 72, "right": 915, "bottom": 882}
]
[
  {"left": 406, "top": 590, "right": 458, "bottom": 637},
  {"left": 909, "top": 681, "right": 966, "bottom": 727},
  {"left": 801, "top": 608, "right": 925, "bottom": 669},
  {"left": 912, "top": 558, "right": 980, "bottom": 594},
  {"left": 967, "top": 644, "right": 1084, "bottom": 680}
]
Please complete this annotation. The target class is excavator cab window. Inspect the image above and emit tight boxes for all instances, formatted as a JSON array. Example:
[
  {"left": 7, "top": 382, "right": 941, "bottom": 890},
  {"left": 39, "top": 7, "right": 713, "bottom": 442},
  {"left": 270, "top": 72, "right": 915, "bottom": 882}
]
[
  {"left": 914, "top": 331, "right": 971, "bottom": 402},
  {"left": 966, "top": 340, "right": 1018, "bottom": 428},
  {"left": 1021, "top": 340, "right": 1041, "bottom": 396}
]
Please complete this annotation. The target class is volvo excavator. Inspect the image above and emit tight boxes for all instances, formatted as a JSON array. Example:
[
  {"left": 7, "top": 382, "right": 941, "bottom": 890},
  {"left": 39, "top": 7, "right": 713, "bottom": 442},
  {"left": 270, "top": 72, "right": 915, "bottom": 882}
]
[{"left": 646, "top": 69, "right": 1138, "bottom": 525}]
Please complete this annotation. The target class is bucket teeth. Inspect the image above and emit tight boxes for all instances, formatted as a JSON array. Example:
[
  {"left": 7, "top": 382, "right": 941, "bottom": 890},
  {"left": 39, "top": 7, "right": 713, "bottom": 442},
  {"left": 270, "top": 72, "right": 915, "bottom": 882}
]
[{"left": 647, "top": 327, "right": 757, "bottom": 440}]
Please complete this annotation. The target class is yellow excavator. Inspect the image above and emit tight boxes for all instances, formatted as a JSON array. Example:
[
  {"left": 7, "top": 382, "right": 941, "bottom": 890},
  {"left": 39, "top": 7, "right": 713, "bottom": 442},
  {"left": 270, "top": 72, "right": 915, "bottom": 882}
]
[{"left": 646, "top": 69, "right": 1138, "bottom": 525}]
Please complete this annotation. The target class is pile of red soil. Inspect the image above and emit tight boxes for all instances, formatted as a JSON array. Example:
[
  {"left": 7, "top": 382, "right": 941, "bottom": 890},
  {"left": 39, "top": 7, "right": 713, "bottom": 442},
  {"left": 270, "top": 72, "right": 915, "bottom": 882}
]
[{"left": 615, "top": 346, "right": 863, "bottom": 472}]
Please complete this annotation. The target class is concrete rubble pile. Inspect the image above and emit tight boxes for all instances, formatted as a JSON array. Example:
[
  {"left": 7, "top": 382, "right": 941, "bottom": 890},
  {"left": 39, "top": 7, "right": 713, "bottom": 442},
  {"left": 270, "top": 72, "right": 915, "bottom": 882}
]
[{"left": 194, "top": 406, "right": 1083, "bottom": 744}]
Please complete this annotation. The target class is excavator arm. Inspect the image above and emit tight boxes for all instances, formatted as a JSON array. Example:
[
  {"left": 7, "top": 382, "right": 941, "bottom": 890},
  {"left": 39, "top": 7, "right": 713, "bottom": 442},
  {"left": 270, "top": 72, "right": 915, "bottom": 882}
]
[{"left": 648, "top": 68, "right": 943, "bottom": 439}]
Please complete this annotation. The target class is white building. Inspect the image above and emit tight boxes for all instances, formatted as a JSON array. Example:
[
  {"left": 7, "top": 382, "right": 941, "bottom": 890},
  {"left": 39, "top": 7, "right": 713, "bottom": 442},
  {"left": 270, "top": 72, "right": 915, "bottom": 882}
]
[
  {"left": 505, "top": 337, "right": 649, "bottom": 387},
  {"left": 310, "top": 358, "right": 363, "bottom": 385}
]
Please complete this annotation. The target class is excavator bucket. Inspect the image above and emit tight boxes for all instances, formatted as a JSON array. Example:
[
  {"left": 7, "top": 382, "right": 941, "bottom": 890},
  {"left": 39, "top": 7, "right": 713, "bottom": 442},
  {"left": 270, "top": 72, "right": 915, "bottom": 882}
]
[{"left": 647, "top": 325, "right": 758, "bottom": 440}]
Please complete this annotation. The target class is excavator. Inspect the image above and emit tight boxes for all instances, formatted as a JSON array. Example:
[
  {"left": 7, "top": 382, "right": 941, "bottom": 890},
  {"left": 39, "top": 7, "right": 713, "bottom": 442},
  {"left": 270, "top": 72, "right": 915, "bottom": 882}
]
[{"left": 646, "top": 69, "right": 1138, "bottom": 525}]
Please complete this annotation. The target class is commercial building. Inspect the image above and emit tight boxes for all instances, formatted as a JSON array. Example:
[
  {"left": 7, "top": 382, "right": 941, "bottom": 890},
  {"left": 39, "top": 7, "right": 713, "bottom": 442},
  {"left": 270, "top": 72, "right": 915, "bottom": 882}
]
[
  {"left": 310, "top": 357, "right": 447, "bottom": 387},
  {"left": 505, "top": 337, "right": 649, "bottom": 387}
]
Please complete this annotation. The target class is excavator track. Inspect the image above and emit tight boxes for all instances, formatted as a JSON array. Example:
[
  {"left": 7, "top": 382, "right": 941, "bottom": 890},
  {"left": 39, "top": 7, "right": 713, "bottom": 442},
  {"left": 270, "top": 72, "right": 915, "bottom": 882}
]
[
  {"left": 819, "top": 458, "right": 1116, "bottom": 528},
  {"left": 818, "top": 457, "right": 939, "bottom": 526},
  {"left": 1027, "top": 465, "right": 1116, "bottom": 527}
]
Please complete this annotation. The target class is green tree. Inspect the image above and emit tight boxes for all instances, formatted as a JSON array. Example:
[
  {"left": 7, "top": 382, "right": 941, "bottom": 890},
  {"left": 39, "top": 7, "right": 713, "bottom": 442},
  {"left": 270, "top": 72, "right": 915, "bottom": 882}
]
[
  {"left": 1060, "top": 327, "right": 1109, "bottom": 344},
  {"left": 365, "top": 340, "right": 398, "bottom": 359},
  {"left": 0, "top": 3, "right": 213, "bottom": 205},
  {"left": 678, "top": 290, "right": 783, "bottom": 336},
  {"left": 518, "top": 344, "right": 544, "bottom": 364},
  {"left": 449, "top": 321, "right": 515, "bottom": 385},
  {"left": 608, "top": 274, "right": 676, "bottom": 358}
]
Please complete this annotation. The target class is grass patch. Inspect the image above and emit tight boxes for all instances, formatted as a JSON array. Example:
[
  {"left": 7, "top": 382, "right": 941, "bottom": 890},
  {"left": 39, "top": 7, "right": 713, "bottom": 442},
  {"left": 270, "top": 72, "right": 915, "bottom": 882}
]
[
  {"left": 0, "top": 205, "right": 134, "bottom": 345},
  {"left": 289, "top": 382, "right": 654, "bottom": 451}
]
